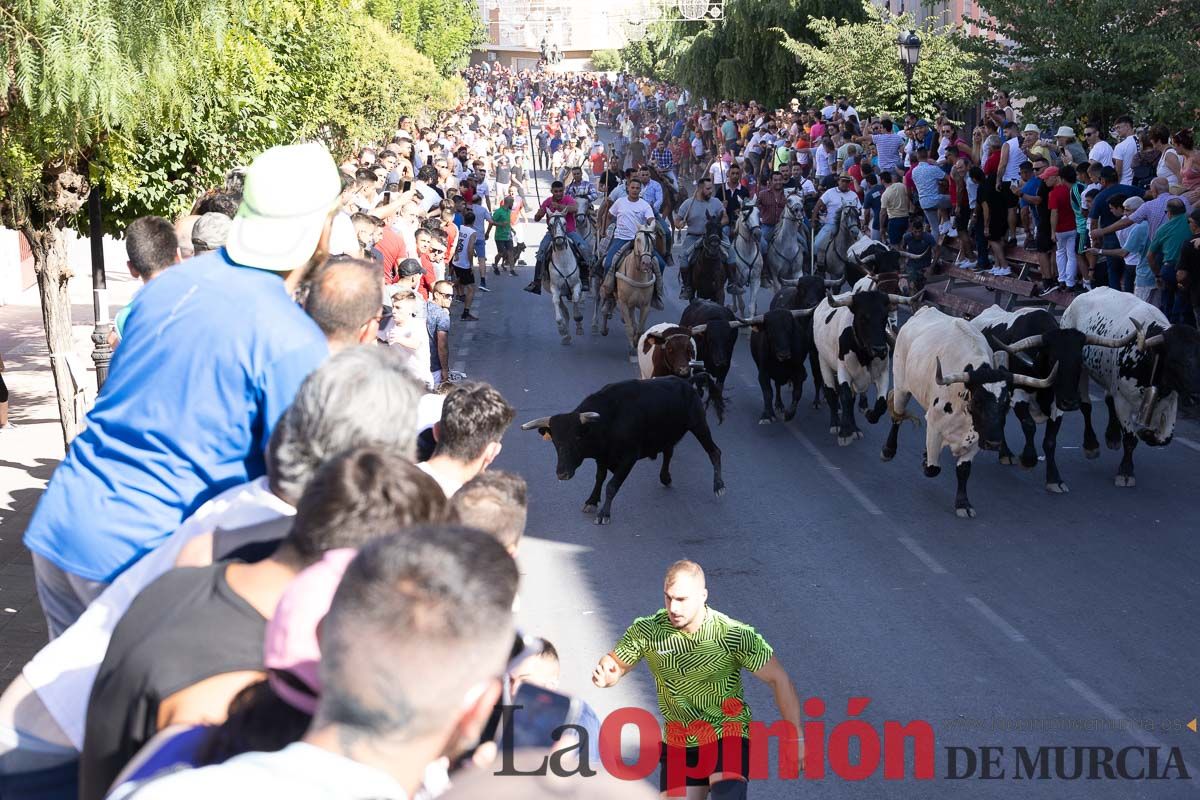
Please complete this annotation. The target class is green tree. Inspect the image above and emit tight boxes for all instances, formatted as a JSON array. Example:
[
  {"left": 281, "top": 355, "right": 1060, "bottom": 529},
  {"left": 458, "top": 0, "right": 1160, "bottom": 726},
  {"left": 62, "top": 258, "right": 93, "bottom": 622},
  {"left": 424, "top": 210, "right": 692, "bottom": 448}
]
[
  {"left": 589, "top": 49, "right": 622, "bottom": 72},
  {"left": 1, "top": 0, "right": 228, "bottom": 444},
  {"left": 631, "top": 0, "right": 867, "bottom": 108},
  {"left": 389, "top": 0, "right": 484, "bottom": 76},
  {"left": 975, "top": 0, "right": 1200, "bottom": 128},
  {"left": 778, "top": 2, "right": 983, "bottom": 118}
]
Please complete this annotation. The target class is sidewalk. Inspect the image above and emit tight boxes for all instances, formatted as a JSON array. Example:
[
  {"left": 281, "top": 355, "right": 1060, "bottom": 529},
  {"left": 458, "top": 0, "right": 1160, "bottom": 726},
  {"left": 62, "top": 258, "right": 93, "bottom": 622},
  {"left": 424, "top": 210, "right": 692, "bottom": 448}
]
[{"left": 0, "top": 235, "right": 137, "bottom": 683}]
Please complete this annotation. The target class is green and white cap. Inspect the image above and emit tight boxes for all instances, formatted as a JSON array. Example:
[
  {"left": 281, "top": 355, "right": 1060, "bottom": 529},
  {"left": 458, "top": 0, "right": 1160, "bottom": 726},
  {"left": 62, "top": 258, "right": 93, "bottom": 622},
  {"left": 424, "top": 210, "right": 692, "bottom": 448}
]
[{"left": 226, "top": 142, "right": 341, "bottom": 272}]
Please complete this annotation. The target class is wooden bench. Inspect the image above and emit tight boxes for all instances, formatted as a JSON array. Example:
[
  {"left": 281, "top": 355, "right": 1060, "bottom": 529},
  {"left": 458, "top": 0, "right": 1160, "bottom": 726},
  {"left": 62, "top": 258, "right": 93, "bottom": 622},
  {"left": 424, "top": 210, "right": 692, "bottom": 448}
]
[{"left": 922, "top": 286, "right": 988, "bottom": 319}]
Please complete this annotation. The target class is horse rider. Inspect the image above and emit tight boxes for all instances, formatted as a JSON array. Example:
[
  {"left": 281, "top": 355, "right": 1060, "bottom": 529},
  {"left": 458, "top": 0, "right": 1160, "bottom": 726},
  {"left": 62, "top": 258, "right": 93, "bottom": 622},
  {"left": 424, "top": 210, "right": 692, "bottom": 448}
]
[
  {"left": 674, "top": 177, "right": 734, "bottom": 300},
  {"left": 524, "top": 180, "right": 594, "bottom": 295},
  {"left": 565, "top": 165, "right": 599, "bottom": 204},
  {"left": 755, "top": 170, "right": 787, "bottom": 255},
  {"left": 651, "top": 137, "right": 678, "bottom": 187},
  {"left": 811, "top": 173, "right": 863, "bottom": 258},
  {"left": 608, "top": 163, "right": 672, "bottom": 255},
  {"left": 714, "top": 162, "right": 753, "bottom": 234},
  {"left": 600, "top": 175, "right": 666, "bottom": 310}
]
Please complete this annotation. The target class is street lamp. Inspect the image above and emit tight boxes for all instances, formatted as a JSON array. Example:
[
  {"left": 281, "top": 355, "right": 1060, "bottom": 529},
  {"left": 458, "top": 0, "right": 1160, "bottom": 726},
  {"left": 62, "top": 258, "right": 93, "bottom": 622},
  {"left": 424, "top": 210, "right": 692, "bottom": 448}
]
[{"left": 896, "top": 29, "right": 921, "bottom": 117}]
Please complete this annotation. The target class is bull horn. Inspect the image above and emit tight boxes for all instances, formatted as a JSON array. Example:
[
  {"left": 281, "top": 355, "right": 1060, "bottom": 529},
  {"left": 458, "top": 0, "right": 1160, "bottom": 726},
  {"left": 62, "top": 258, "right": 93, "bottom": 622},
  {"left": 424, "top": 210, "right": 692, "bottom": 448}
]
[
  {"left": 790, "top": 307, "right": 816, "bottom": 319},
  {"left": 579, "top": 412, "right": 601, "bottom": 423},
  {"left": 886, "top": 326, "right": 897, "bottom": 347},
  {"left": 1012, "top": 362, "right": 1059, "bottom": 390},
  {"left": 729, "top": 318, "right": 753, "bottom": 329},
  {"left": 887, "top": 290, "right": 922, "bottom": 307},
  {"left": 689, "top": 323, "right": 708, "bottom": 335},
  {"left": 934, "top": 358, "right": 969, "bottom": 386},
  {"left": 827, "top": 291, "right": 854, "bottom": 308},
  {"left": 520, "top": 416, "right": 553, "bottom": 431},
  {"left": 824, "top": 278, "right": 842, "bottom": 288},
  {"left": 743, "top": 315, "right": 765, "bottom": 326},
  {"left": 1085, "top": 330, "right": 1136, "bottom": 348},
  {"left": 1002, "top": 334, "right": 1044, "bottom": 354},
  {"left": 1131, "top": 318, "right": 1166, "bottom": 351},
  {"left": 859, "top": 252, "right": 877, "bottom": 263}
]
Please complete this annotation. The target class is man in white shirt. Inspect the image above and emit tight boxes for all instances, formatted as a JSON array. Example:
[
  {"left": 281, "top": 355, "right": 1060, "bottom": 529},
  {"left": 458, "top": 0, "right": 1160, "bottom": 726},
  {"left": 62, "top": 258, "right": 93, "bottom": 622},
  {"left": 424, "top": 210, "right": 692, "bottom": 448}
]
[
  {"left": 1111, "top": 115, "right": 1138, "bottom": 186},
  {"left": 113, "top": 525, "right": 519, "bottom": 800},
  {"left": 1085, "top": 123, "right": 1114, "bottom": 167},
  {"left": 601, "top": 176, "right": 665, "bottom": 309},
  {"left": 811, "top": 174, "right": 863, "bottom": 256},
  {"left": 820, "top": 94, "right": 837, "bottom": 120}
]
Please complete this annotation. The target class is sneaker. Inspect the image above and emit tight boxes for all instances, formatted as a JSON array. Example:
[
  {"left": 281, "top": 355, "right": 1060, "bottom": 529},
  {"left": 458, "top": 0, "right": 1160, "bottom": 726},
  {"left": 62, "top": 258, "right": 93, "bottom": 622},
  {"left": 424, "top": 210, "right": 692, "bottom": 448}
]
[
  {"left": 991, "top": 267, "right": 1012, "bottom": 277},
  {"left": 493, "top": 266, "right": 501, "bottom": 276},
  {"left": 946, "top": 227, "right": 958, "bottom": 238},
  {"left": 461, "top": 311, "right": 480, "bottom": 321},
  {"left": 1082, "top": 280, "right": 1093, "bottom": 290},
  {"left": 478, "top": 284, "right": 492, "bottom": 293},
  {"left": 523, "top": 281, "right": 541, "bottom": 295},
  {"left": 0, "top": 422, "right": 17, "bottom": 432},
  {"left": 1037, "top": 284, "right": 1059, "bottom": 297},
  {"left": 447, "top": 370, "right": 467, "bottom": 382},
  {"left": 958, "top": 259, "right": 976, "bottom": 270},
  {"left": 1069, "top": 283, "right": 1086, "bottom": 294}
]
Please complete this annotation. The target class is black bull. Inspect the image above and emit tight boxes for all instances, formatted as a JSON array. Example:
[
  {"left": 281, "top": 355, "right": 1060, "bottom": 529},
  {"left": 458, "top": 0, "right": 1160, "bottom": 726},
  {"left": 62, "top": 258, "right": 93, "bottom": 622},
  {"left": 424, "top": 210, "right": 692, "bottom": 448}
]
[{"left": 521, "top": 377, "right": 725, "bottom": 525}]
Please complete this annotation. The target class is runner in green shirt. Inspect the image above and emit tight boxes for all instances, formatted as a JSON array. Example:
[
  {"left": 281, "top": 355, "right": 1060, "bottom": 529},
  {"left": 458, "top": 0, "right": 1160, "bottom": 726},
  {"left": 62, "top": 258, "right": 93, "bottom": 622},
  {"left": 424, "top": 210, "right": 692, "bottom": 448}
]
[
  {"left": 592, "top": 560, "right": 802, "bottom": 797},
  {"left": 487, "top": 196, "right": 516, "bottom": 275}
]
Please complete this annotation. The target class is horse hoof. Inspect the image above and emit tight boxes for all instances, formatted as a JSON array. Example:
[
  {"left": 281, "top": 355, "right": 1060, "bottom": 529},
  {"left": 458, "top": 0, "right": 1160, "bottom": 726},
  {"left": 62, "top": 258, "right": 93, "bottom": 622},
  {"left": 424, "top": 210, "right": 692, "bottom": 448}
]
[
  {"left": 594, "top": 513, "right": 611, "bottom": 525},
  {"left": 1105, "top": 436, "right": 1121, "bottom": 450},
  {"left": 837, "top": 435, "right": 855, "bottom": 447},
  {"left": 1020, "top": 455, "right": 1038, "bottom": 469},
  {"left": 1046, "top": 482, "right": 1069, "bottom": 494},
  {"left": 582, "top": 503, "right": 598, "bottom": 513},
  {"left": 1114, "top": 474, "right": 1135, "bottom": 488},
  {"left": 758, "top": 416, "right": 774, "bottom": 425},
  {"left": 955, "top": 505, "right": 977, "bottom": 519},
  {"left": 829, "top": 425, "right": 839, "bottom": 434},
  {"left": 998, "top": 455, "right": 1016, "bottom": 465},
  {"left": 591, "top": 325, "right": 599, "bottom": 335},
  {"left": 881, "top": 447, "right": 896, "bottom": 462},
  {"left": 923, "top": 464, "right": 941, "bottom": 478}
]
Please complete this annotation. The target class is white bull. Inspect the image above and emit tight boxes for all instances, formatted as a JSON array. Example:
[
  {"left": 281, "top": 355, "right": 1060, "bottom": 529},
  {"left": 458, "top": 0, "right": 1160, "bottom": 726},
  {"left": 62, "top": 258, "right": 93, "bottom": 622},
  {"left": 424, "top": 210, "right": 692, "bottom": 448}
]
[
  {"left": 1062, "top": 287, "right": 1200, "bottom": 486},
  {"left": 884, "top": 307, "right": 1054, "bottom": 518}
]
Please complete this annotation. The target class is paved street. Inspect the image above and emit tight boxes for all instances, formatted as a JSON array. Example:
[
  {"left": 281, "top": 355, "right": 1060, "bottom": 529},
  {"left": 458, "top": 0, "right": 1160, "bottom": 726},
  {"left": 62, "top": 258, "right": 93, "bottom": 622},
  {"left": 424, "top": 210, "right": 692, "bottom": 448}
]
[{"left": 1, "top": 141, "right": 1197, "bottom": 797}]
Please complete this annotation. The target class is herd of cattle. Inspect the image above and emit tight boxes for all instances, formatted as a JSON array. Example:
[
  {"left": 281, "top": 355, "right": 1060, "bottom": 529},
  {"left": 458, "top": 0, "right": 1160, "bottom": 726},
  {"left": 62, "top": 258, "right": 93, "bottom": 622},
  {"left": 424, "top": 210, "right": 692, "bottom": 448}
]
[{"left": 522, "top": 279, "right": 1200, "bottom": 522}]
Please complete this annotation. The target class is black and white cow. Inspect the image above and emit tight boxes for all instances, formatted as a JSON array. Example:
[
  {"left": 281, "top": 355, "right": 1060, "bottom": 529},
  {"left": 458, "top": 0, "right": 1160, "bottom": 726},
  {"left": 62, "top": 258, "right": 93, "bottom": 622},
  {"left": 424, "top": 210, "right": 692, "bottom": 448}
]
[
  {"left": 972, "top": 305, "right": 1134, "bottom": 493},
  {"left": 520, "top": 376, "right": 724, "bottom": 524},
  {"left": 1062, "top": 287, "right": 1200, "bottom": 486},
  {"left": 885, "top": 307, "right": 1055, "bottom": 517},
  {"left": 845, "top": 239, "right": 904, "bottom": 289},
  {"left": 748, "top": 306, "right": 818, "bottom": 423},
  {"left": 812, "top": 286, "right": 917, "bottom": 445}
]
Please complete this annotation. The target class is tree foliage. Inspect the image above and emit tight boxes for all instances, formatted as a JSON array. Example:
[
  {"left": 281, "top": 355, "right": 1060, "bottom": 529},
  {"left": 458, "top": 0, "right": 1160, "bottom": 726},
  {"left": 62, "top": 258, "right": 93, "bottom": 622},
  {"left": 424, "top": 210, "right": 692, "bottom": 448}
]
[
  {"left": 975, "top": 0, "right": 1200, "bottom": 128},
  {"left": 621, "top": 0, "right": 867, "bottom": 108},
  {"left": 589, "top": 49, "right": 622, "bottom": 72},
  {"left": 375, "top": 0, "right": 485, "bottom": 76},
  {"left": 778, "top": 2, "right": 983, "bottom": 119}
]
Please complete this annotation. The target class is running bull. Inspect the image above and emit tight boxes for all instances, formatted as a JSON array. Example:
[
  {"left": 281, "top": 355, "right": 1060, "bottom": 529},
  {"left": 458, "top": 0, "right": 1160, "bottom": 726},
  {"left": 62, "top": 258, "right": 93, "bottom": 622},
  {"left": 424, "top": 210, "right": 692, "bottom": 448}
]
[
  {"left": 885, "top": 307, "right": 1056, "bottom": 518},
  {"left": 521, "top": 376, "right": 725, "bottom": 525},
  {"left": 972, "top": 305, "right": 1134, "bottom": 493},
  {"left": 812, "top": 284, "right": 918, "bottom": 446},
  {"left": 1062, "top": 287, "right": 1200, "bottom": 487}
]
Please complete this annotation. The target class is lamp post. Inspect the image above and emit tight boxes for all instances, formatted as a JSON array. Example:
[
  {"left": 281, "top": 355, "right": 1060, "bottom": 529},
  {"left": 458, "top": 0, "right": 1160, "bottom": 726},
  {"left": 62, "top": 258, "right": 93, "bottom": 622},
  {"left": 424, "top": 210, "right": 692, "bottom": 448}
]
[
  {"left": 896, "top": 29, "right": 921, "bottom": 117},
  {"left": 87, "top": 182, "right": 112, "bottom": 390}
]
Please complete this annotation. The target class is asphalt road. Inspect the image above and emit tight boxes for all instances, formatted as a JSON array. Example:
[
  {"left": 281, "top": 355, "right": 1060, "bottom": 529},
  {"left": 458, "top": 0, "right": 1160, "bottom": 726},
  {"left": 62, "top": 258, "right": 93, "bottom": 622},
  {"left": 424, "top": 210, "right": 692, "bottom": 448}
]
[{"left": 487, "top": 131, "right": 1200, "bottom": 798}]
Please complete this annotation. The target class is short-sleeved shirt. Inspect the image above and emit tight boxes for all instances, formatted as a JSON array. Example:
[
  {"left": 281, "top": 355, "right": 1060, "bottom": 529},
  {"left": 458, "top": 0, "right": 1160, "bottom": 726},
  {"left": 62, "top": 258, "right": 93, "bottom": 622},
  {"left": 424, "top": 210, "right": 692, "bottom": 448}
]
[
  {"left": 1048, "top": 184, "right": 1075, "bottom": 232},
  {"left": 491, "top": 206, "right": 513, "bottom": 241},
  {"left": 426, "top": 301, "right": 451, "bottom": 372},
  {"left": 880, "top": 181, "right": 913, "bottom": 219},
  {"left": 609, "top": 196, "right": 655, "bottom": 240},
  {"left": 22, "top": 250, "right": 327, "bottom": 583},
  {"left": 613, "top": 608, "right": 774, "bottom": 745},
  {"left": 539, "top": 196, "right": 578, "bottom": 233},
  {"left": 676, "top": 196, "right": 725, "bottom": 235},
  {"left": 902, "top": 231, "right": 937, "bottom": 269},
  {"left": 912, "top": 162, "right": 945, "bottom": 204}
]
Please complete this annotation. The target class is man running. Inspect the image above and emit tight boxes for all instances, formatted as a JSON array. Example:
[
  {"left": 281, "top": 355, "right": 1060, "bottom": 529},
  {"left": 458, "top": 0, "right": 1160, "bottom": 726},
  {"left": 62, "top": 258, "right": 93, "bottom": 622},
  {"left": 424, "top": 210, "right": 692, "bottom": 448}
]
[{"left": 592, "top": 560, "right": 802, "bottom": 798}]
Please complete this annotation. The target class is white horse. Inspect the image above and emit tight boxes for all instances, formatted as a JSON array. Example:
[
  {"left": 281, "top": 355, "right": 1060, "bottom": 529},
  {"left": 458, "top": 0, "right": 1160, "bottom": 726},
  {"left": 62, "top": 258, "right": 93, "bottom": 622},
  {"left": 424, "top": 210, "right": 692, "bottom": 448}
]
[
  {"left": 546, "top": 212, "right": 584, "bottom": 345},
  {"left": 764, "top": 191, "right": 810, "bottom": 290},
  {"left": 729, "top": 201, "right": 763, "bottom": 320}
]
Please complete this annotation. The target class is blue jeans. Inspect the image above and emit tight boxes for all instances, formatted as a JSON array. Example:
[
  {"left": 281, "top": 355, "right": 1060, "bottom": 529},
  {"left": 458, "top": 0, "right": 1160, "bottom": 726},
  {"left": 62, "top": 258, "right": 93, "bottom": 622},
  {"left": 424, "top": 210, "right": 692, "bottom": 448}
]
[
  {"left": 604, "top": 238, "right": 667, "bottom": 274},
  {"left": 812, "top": 221, "right": 837, "bottom": 257},
  {"left": 537, "top": 230, "right": 590, "bottom": 264},
  {"left": 758, "top": 224, "right": 775, "bottom": 255},
  {"left": 1160, "top": 262, "right": 1185, "bottom": 322},
  {"left": 886, "top": 217, "right": 909, "bottom": 245}
]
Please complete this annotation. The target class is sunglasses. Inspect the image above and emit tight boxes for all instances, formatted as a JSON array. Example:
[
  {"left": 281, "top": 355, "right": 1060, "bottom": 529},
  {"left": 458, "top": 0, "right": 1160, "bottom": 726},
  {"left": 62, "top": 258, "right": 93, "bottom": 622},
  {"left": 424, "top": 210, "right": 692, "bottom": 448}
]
[{"left": 434, "top": 290, "right": 453, "bottom": 298}]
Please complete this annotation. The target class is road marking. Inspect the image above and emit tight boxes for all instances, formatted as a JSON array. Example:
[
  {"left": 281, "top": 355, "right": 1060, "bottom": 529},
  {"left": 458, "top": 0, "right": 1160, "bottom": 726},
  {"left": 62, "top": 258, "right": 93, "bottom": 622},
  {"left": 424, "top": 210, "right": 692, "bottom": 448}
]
[
  {"left": 1175, "top": 435, "right": 1200, "bottom": 453},
  {"left": 897, "top": 536, "right": 948, "bottom": 574},
  {"left": 736, "top": 372, "right": 884, "bottom": 516},
  {"left": 964, "top": 595, "right": 1026, "bottom": 642},
  {"left": 1065, "top": 678, "right": 1161, "bottom": 748}
]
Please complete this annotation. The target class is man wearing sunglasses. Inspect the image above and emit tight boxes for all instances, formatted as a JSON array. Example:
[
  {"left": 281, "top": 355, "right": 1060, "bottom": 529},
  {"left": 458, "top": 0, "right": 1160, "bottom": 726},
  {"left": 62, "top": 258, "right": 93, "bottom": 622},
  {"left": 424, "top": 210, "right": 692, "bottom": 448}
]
[{"left": 427, "top": 280, "right": 454, "bottom": 387}]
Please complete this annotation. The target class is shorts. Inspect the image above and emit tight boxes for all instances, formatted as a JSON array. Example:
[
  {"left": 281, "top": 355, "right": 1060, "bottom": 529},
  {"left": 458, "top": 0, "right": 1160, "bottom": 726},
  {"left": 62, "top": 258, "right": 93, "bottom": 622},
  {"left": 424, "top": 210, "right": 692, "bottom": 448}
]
[
  {"left": 496, "top": 239, "right": 514, "bottom": 257},
  {"left": 985, "top": 198, "right": 1009, "bottom": 242},
  {"left": 473, "top": 239, "right": 487, "bottom": 259},
  {"left": 659, "top": 737, "right": 751, "bottom": 793},
  {"left": 454, "top": 266, "right": 475, "bottom": 285},
  {"left": 998, "top": 182, "right": 1018, "bottom": 210},
  {"left": 1033, "top": 226, "right": 1053, "bottom": 253},
  {"left": 1134, "top": 285, "right": 1157, "bottom": 305}
]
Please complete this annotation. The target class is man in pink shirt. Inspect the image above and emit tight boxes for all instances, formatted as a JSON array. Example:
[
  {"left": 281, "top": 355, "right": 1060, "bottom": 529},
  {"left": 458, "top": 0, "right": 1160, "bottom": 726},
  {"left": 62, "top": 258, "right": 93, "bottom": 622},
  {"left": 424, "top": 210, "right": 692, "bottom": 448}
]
[{"left": 524, "top": 180, "right": 592, "bottom": 294}]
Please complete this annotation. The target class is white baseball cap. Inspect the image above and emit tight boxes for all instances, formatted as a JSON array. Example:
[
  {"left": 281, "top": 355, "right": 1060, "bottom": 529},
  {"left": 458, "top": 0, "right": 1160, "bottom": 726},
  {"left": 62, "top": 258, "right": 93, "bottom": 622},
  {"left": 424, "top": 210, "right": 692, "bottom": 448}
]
[{"left": 226, "top": 142, "right": 342, "bottom": 272}]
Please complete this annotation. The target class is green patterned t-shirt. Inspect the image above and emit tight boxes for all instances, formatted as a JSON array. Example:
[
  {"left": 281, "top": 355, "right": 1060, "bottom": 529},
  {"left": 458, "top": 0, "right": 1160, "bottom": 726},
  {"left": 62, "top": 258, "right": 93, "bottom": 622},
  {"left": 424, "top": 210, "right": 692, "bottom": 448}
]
[{"left": 613, "top": 607, "right": 774, "bottom": 745}]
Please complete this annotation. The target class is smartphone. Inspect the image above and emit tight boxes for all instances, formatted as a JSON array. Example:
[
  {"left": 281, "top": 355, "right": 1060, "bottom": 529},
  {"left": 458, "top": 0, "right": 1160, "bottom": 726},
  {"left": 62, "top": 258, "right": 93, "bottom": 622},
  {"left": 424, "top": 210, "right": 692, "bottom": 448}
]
[
  {"left": 503, "top": 684, "right": 584, "bottom": 751},
  {"left": 383, "top": 191, "right": 392, "bottom": 205}
]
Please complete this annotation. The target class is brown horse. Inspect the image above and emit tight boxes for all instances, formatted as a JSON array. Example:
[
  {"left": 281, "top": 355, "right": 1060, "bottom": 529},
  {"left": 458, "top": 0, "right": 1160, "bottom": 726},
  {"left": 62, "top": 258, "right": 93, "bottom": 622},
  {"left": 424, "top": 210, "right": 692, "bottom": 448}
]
[{"left": 602, "top": 222, "right": 658, "bottom": 355}]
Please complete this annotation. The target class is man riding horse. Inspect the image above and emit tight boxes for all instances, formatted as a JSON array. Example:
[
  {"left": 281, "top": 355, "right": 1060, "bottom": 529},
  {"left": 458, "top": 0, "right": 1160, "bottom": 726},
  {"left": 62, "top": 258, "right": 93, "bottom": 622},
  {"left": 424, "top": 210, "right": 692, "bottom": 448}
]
[
  {"left": 525, "top": 180, "right": 595, "bottom": 295},
  {"left": 673, "top": 177, "right": 735, "bottom": 300},
  {"left": 811, "top": 173, "right": 863, "bottom": 271},
  {"left": 600, "top": 175, "right": 666, "bottom": 310}
]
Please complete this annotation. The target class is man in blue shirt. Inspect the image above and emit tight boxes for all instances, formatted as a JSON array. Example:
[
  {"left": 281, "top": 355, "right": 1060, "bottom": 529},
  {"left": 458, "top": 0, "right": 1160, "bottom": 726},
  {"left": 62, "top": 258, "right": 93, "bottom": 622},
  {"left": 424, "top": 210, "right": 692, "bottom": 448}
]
[
  {"left": 1088, "top": 166, "right": 1140, "bottom": 288},
  {"left": 23, "top": 143, "right": 338, "bottom": 637}
]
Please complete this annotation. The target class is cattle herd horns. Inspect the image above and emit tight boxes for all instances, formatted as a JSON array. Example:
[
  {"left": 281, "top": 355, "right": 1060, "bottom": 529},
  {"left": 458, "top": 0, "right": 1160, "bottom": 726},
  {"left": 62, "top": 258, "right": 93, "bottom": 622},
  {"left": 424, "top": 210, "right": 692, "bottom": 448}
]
[
  {"left": 520, "top": 411, "right": 602, "bottom": 430},
  {"left": 1130, "top": 318, "right": 1166, "bottom": 351},
  {"left": 934, "top": 357, "right": 1059, "bottom": 390}
]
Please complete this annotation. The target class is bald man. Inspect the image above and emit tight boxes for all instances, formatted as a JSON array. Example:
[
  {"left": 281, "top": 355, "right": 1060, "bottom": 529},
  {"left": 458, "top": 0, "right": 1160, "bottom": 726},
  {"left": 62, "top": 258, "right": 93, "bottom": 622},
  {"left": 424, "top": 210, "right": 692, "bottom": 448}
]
[
  {"left": 592, "top": 560, "right": 802, "bottom": 799},
  {"left": 302, "top": 257, "right": 384, "bottom": 352}
]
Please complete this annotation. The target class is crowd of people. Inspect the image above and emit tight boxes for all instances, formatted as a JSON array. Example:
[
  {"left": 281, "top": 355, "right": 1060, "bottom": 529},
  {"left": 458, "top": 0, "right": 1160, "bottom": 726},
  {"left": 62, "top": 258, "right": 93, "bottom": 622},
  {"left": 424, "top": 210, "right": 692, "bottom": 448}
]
[{"left": 2, "top": 59, "right": 1198, "bottom": 800}]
